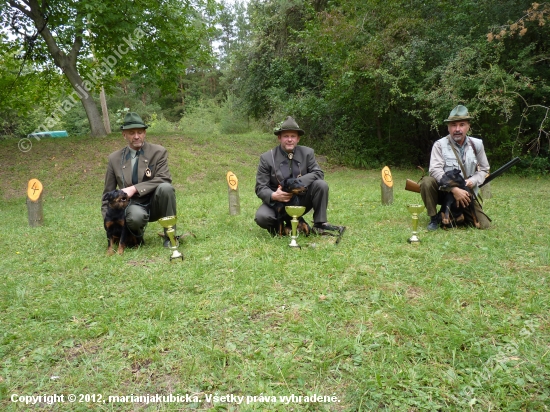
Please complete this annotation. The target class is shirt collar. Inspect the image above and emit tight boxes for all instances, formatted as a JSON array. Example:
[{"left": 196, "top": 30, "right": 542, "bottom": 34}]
[
  {"left": 279, "top": 145, "right": 296, "bottom": 160},
  {"left": 125, "top": 147, "right": 143, "bottom": 161}
]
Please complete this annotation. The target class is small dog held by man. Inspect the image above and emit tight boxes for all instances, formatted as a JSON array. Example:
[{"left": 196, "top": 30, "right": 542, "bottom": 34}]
[
  {"left": 438, "top": 169, "right": 480, "bottom": 229},
  {"left": 102, "top": 190, "right": 144, "bottom": 255},
  {"left": 273, "top": 177, "right": 311, "bottom": 237}
]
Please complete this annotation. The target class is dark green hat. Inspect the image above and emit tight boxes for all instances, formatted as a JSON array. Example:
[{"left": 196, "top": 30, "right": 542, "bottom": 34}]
[
  {"left": 444, "top": 105, "right": 473, "bottom": 123},
  {"left": 274, "top": 116, "right": 304, "bottom": 136},
  {"left": 120, "top": 112, "right": 148, "bottom": 130}
]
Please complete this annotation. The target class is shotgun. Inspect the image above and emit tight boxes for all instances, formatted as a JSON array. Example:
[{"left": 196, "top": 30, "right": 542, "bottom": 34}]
[
  {"left": 479, "top": 157, "right": 521, "bottom": 187},
  {"left": 404, "top": 157, "right": 521, "bottom": 193},
  {"left": 405, "top": 166, "right": 425, "bottom": 193}
]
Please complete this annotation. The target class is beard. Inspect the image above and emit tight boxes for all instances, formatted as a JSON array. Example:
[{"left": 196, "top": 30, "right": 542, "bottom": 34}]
[{"left": 451, "top": 133, "right": 464, "bottom": 143}]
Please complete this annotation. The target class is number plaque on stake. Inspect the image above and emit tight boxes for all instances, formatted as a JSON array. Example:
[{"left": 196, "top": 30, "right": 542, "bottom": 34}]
[
  {"left": 26, "top": 178, "right": 44, "bottom": 226},
  {"left": 381, "top": 166, "right": 394, "bottom": 205},
  {"left": 226, "top": 171, "right": 240, "bottom": 215}
]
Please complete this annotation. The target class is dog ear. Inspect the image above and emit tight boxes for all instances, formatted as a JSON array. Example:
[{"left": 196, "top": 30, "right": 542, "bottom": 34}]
[{"left": 102, "top": 192, "right": 110, "bottom": 201}]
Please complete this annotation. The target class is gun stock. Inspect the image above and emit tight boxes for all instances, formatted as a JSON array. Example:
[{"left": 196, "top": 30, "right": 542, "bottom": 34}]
[{"left": 405, "top": 179, "right": 421, "bottom": 193}]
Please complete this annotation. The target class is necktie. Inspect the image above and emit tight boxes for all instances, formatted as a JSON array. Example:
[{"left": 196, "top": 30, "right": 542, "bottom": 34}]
[{"left": 132, "top": 151, "right": 140, "bottom": 185}]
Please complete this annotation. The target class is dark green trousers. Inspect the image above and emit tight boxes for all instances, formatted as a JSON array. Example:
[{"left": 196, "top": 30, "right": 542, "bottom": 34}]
[
  {"left": 125, "top": 183, "right": 177, "bottom": 235},
  {"left": 420, "top": 176, "right": 491, "bottom": 229}
]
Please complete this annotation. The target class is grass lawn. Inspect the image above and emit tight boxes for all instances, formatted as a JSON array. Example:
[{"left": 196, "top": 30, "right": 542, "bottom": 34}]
[{"left": 0, "top": 131, "right": 549, "bottom": 411}]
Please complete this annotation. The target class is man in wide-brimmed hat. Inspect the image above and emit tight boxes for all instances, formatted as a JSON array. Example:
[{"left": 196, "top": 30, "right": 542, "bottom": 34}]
[
  {"left": 254, "top": 116, "right": 344, "bottom": 236},
  {"left": 102, "top": 112, "right": 177, "bottom": 247},
  {"left": 420, "top": 105, "right": 491, "bottom": 230}
]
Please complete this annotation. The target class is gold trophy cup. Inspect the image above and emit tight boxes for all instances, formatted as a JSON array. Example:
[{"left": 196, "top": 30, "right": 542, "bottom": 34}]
[
  {"left": 406, "top": 204, "right": 425, "bottom": 243},
  {"left": 285, "top": 205, "right": 306, "bottom": 248},
  {"left": 158, "top": 216, "right": 184, "bottom": 261}
]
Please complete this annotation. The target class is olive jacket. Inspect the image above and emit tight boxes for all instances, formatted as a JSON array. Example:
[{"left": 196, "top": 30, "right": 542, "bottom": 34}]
[{"left": 101, "top": 142, "right": 172, "bottom": 218}]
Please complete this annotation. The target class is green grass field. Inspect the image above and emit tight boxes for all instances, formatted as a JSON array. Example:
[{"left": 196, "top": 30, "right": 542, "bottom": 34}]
[{"left": 0, "top": 131, "right": 549, "bottom": 411}]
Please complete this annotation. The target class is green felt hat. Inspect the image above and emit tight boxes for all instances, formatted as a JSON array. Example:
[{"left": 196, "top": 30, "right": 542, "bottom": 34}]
[
  {"left": 120, "top": 112, "right": 148, "bottom": 130},
  {"left": 274, "top": 116, "right": 304, "bottom": 136},
  {"left": 444, "top": 105, "right": 473, "bottom": 123}
]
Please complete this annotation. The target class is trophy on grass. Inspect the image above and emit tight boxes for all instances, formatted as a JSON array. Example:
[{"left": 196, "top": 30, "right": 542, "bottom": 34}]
[
  {"left": 406, "top": 204, "right": 425, "bottom": 243},
  {"left": 158, "top": 216, "right": 184, "bottom": 261},
  {"left": 285, "top": 205, "right": 306, "bottom": 248}
]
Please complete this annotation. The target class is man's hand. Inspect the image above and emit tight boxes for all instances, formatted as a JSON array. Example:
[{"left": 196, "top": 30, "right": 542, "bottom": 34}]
[
  {"left": 451, "top": 187, "right": 471, "bottom": 208},
  {"left": 271, "top": 185, "right": 293, "bottom": 202},
  {"left": 122, "top": 186, "right": 137, "bottom": 198},
  {"left": 464, "top": 179, "right": 474, "bottom": 189}
]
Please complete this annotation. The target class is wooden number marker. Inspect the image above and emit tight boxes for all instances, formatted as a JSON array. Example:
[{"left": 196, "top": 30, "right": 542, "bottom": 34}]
[
  {"left": 226, "top": 171, "right": 240, "bottom": 215},
  {"left": 27, "top": 178, "right": 43, "bottom": 201},
  {"left": 381, "top": 166, "right": 394, "bottom": 205},
  {"left": 226, "top": 171, "right": 238, "bottom": 191},
  {"left": 26, "top": 178, "right": 44, "bottom": 226}
]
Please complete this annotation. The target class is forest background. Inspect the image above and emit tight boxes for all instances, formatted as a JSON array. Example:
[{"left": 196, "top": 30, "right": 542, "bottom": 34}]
[{"left": 1, "top": 0, "right": 549, "bottom": 172}]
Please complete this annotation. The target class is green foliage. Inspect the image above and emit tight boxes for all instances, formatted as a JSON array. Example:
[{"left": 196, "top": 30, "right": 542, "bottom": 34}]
[
  {"left": 178, "top": 99, "right": 223, "bottom": 136},
  {"left": 148, "top": 113, "right": 177, "bottom": 134},
  {"left": 227, "top": 0, "right": 550, "bottom": 167},
  {"left": 178, "top": 97, "right": 252, "bottom": 137}
]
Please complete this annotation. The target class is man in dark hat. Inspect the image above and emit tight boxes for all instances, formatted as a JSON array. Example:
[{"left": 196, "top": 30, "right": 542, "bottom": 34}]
[
  {"left": 102, "top": 112, "right": 177, "bottom": 246},
  {"left": 254, "top": 116, "right": 342, "bottom": 235},
  {"left": 420, "top": 105, "right": 491, "bottom": 230}
]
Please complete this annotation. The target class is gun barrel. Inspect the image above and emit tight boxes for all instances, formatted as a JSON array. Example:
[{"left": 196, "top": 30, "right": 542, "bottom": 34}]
[{"left": 480, "top": 157, "right": 521, "bottom": 187}]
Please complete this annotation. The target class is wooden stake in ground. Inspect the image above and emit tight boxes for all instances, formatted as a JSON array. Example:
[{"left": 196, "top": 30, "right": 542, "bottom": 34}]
[
  {"left": 26, "top": 178, "right": 44, "bottom": 227},
  {"left": 226, "top": 171, "right": 240, "bottom": 215},
  {"left": 381, "top": 166, "right": 394, "bottom": 205}
]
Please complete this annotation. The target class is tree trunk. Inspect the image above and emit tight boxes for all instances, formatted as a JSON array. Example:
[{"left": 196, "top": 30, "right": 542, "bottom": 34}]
[
  {"left": 18, "top": 0, "right": 107, "bottom": 137},
  {"left": 62, "top": 64, "right": 107, "bottom": 137},
  {"left": 100, "top": 86, "right": 111, "bottom": 134}
]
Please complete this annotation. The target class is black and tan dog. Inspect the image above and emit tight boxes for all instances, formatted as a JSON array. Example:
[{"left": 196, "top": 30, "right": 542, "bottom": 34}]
[
  {"left": 438, "top": 169, "right": 480, "bottom": 229},
  {"left": 102, "top": 190, "right": 144, "bottom": 255},
  {"left": 274, "top": 177, "right": 311, "bottom": 237}
]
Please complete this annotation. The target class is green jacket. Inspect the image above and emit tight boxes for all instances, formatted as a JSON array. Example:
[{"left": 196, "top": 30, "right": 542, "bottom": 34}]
[{"left": 101, "top": 142, "right": 172, "bottom": 218}]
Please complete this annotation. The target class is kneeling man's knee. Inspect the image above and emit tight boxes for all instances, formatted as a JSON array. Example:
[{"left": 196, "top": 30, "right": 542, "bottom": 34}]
[{"left": 310, "top": 179, "right": 328, "bottom": 192}]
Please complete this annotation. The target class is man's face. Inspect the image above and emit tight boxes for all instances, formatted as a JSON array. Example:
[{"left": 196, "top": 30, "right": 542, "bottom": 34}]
[
  {"left": 123, "top": 128, "right": 146, "bottom": 150},
  {"left": 278, "top": 131, "right": 300, "bottom": 153},
  {"left": 448, "top": 120, "right": 470, "bottom": 145}
]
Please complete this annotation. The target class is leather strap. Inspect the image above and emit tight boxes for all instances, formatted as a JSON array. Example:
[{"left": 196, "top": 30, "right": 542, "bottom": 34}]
[{"left": 447, "top": 136, "right": 468, "bottom": 178}]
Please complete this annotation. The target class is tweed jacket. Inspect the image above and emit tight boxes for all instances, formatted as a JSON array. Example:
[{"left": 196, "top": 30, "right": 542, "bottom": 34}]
[
  {"left": 102, "top": 142, "right": 172, "bottom": 218},
  {"left": 255, "top": 145, "right": 324, "bottom": 205}
]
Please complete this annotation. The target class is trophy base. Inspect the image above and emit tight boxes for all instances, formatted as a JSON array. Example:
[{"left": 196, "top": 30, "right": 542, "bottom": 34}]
[
  {"left": 288, "top": 238, "right": 301, "bottom": 248},
  {"left": 169, "top": 250, "right": 184, "bottom": 261},
  {"left": 407, "top": 235, "right": 421, "bottom": 243}
]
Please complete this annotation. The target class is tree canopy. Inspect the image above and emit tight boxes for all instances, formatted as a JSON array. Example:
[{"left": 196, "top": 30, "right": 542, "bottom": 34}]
[
  {"left": 1, "top": 0, "right": 218, "bottom": 136},
  {"left": 226, "top": 0, "right": 550, "bottom": 168}
]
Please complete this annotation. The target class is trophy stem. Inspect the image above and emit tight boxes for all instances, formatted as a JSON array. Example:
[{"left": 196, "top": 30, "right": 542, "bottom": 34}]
[
  {"left": 158, "top": 216, "right": 184, "bottom": 261},
  {"left": 285, "top": 205, "right": 306, "bottom": 248},
  {"left": 408, "top": 212, "right": 420, "bottom": 243},
  {"left": 165, "top": 227, "right": 179, "bottom": 249},
  {"left": 406, "top": 204, "right": 425, "bottom": 243},
  {"left": 289, "top": 216, "right": 300, "bottom": 248}
]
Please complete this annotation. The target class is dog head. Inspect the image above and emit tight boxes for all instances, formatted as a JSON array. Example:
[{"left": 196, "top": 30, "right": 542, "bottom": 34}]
[
  {"left": 102, "top": 190, "right": 130, "bottom": 210},
  {"left": 281, "top": 177, "right": 307, "bottom": 195},
  {"left": 439, "top": 169, "right": 466, "bottom": 189}
]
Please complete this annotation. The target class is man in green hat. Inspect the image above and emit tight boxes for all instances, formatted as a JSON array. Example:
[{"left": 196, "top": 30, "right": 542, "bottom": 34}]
[
  {"left": 420, "top": 105, "right": 491, "bottom": 230},
  {"left": 254, "top": 116, "right": 343, "bottom": 235},
  {"left": 102, "top": 112, "right": 177, "bottom": 246}
]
